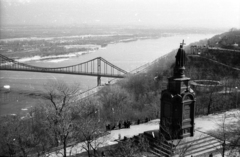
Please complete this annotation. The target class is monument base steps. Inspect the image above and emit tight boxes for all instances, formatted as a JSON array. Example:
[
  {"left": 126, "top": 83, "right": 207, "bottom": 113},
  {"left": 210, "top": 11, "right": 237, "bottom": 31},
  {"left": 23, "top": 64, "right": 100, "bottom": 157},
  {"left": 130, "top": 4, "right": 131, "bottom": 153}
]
[{"left": 144, "top": 130, "right": 223, "bottom": 157}]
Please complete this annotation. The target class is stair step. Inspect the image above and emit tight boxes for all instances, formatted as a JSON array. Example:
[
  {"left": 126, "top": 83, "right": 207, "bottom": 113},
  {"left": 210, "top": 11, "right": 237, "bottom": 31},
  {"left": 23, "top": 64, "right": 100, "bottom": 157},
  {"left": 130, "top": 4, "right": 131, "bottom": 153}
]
[
  {"left": 187, "top": 140, "right": 220, "bottom": 152},
  {"left": 176, "top": 137, "right": 220, "bottom": 151},
  {"left": 185, "top": 143, "right": 222, "bottom": 156},
  {"left": 177, "top": 136, "right": 214, "bottom": 147},
  {"left": 185, "top": 148, "right": 222, "bottom": 157},
  {"left": 150, "top": 146, "right": 171, "bottom": 156},
  {"left": 151, "top": 143, "right": 172, "bottom": 154},
  {"left": 149, "top": 149, "right": 166, "bottom": 157},
  {"left": 151, "top": 147, "right": 171, "bottom": 157}
]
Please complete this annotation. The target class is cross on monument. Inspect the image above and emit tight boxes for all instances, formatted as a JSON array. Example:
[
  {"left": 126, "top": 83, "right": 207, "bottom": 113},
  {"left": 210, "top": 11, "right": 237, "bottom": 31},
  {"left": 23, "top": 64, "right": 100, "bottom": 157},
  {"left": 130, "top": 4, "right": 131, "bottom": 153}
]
[{"left": 180, "top": 40, "right": 186, "bottom": 48}]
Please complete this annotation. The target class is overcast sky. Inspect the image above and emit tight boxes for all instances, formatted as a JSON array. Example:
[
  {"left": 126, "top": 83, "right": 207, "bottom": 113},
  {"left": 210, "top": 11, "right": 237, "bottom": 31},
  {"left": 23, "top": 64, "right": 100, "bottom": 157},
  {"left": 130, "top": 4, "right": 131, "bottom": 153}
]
[{"left": 1, "top": 0, "right": 240, "bottom": 29}]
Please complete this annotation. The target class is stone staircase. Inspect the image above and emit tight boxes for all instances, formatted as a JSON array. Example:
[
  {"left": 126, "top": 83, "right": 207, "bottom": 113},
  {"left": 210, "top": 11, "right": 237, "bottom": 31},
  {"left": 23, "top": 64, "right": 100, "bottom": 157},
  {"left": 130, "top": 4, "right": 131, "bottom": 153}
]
[
  {"left": 144, "top": 130, "right": 223, "bottom": 157},
  {"left": 144, "top": 130, "right": 173, "bottom": 156}
]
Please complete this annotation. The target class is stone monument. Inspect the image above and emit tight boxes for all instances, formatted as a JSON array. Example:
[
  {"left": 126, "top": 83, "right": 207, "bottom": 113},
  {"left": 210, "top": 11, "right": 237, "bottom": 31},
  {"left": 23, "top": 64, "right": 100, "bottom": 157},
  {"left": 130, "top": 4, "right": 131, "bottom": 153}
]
[
  {"left": 144, "top": 42, "right": 223, "bottom": 156},
  {"left": 160, "top": 40, "right": 196, "bottom": 140}
]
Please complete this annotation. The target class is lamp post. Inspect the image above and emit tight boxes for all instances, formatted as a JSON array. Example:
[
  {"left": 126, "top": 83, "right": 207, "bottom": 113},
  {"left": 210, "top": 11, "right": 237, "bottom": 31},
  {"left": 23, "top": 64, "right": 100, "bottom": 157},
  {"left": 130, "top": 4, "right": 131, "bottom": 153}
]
[{"left": 236, "top": 87, "right": 238, "bottom": 108}]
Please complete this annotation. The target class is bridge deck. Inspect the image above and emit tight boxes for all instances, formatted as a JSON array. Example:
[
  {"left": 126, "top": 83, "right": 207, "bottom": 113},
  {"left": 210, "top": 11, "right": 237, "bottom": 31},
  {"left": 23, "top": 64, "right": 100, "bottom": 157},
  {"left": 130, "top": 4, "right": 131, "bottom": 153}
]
[
  {"left": 0, "top": 55, "right": 128, "bottom": 79},
  {"left": 0, "top": 68, "right": 126, "bottom": 78}
]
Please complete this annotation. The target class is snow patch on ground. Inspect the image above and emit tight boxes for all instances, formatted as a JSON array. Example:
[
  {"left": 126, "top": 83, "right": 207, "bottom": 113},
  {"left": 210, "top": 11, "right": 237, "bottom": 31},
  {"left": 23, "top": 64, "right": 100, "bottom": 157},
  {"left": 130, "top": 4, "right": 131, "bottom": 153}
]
[{"left": 195, "top": 109, "right": 240, "bottom": 132}]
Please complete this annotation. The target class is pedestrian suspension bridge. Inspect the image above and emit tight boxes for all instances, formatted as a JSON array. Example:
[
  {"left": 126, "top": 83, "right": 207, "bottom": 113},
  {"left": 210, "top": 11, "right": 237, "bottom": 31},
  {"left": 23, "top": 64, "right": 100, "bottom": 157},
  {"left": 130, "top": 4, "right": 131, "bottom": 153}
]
[
  {"left": 0, "top": 52, "right": 169, "bottom": 100},
  {"left": 0, "top": 54, "right": 128, "bottom": 86}
]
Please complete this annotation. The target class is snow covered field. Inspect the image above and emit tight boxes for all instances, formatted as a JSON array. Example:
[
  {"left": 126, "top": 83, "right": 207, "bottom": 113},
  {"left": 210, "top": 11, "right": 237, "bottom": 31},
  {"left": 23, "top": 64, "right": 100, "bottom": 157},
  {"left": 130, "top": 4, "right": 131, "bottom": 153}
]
[{"left": 49, "top": 109, "right": 240, "bottom": 157}]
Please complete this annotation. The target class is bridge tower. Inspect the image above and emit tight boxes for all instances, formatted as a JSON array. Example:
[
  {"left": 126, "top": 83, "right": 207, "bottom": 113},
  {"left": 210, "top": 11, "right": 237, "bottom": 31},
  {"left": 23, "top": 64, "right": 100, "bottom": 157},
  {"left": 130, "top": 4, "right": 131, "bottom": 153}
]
[
  {"left": 160, "top": 41, "right": 196, "bottom": 140},
  {"left": 97, "top": 58, "right": 101, "bottom": 86}
]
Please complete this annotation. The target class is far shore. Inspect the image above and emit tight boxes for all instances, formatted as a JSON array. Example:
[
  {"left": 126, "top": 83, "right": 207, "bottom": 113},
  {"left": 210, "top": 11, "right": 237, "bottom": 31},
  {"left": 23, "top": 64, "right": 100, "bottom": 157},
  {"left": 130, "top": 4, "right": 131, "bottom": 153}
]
[
  {"left": 11, "top": 35, "right": 166, "bottom": 63},
  {"left": 16, "top": 50, "right": 93, "bottom": 63}
]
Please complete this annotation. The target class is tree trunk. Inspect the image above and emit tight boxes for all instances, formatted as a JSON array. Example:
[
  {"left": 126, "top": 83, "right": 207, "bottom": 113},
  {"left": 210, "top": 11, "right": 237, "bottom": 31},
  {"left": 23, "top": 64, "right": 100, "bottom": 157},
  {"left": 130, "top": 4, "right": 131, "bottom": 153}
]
[
  {"left": 63, "top": 137, "right": 67, "bottom": 157},
  {"left": 87, "top": 142, "right": 91, "bottom": 157},
  {"left": 20, "top": 147, "right": 27, "bottom": 157},
  {"left": 222, "top": 141, "right": 226, "bottom": 157},
  {"left": 207, "top": 98, "right": 212, "bottom": 115}
]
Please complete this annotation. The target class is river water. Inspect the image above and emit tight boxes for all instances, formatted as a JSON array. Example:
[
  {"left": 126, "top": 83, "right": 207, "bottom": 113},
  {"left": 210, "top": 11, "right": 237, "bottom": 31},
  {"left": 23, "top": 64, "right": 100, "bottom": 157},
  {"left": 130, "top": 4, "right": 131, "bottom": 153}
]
[
  {"left": 0, "top": 33, "right": 216, "bottom": 115},
  {"left": 27, "top": 34, "right": 214, "bottom": 70},
  {"left": 25, "top": 33, "right": 215, "bottom": 87}
]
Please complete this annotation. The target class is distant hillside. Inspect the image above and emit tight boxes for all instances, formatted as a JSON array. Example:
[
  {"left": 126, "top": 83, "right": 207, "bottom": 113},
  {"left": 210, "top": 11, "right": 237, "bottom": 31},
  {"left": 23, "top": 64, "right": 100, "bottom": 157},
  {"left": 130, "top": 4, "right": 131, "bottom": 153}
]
[
  {"left": 207, "top": 28, "right": 240, "bottom": 49},
  {"left": 183, "top": 29, "right": 240, "bottom": 69}
]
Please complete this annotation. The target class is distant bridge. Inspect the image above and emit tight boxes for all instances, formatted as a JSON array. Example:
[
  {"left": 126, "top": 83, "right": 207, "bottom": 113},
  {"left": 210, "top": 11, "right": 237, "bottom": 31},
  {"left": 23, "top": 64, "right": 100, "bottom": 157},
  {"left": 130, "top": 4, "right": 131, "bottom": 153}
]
[{"left": 0, "top": 54, "right": 128, "bottom": 86}]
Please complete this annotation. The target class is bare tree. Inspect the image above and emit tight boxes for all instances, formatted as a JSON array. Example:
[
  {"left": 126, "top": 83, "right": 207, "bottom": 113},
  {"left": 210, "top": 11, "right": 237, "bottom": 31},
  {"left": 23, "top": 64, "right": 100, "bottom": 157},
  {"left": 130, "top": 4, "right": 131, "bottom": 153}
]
[
  {"left": 28, "top": 106, "right": 55, "bottom": 156},
  {"left": 0, "top": 115, "right": 20, "bottom": 156},
  {"left": 77, "top": 118, "right": 107, "bottom": 157},
  {"left": 208, "top": 112, "right": 240, "bottom": 157},
  {"left": 98, "top": 85, "right": 131, "bottom": 124},
  {"left": 227, "top": 112, "right": 240, "bottom": 156},
  {"left": 74, "top": 98, "right": 108, "bottom": 157},
  {"left": 42, "top": 80, "right": 82, "bottom": 157},
  {"left": 0, "top": 115, "right": 40, "bottom": 157}
]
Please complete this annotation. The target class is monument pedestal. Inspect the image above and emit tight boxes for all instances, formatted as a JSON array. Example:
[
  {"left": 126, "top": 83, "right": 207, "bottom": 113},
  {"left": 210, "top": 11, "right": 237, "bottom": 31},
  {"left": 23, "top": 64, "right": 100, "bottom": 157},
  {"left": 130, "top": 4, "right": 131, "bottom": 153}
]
[{"left": 160, "top": 76, "right": 195, "bottom": 140}]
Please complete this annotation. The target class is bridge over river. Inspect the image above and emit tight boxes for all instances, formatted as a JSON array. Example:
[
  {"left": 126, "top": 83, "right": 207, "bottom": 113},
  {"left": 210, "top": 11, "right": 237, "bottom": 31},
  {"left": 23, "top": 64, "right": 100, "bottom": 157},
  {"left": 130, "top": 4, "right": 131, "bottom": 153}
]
[
  {"left": 1, "top": 46, "right": 239, "bottom": 100},
  {"left": 0, "top": 54, "right": 129, "bottom": 86},
  {"left": 0, "top": 52, "right": 170, "bottom": 100}
]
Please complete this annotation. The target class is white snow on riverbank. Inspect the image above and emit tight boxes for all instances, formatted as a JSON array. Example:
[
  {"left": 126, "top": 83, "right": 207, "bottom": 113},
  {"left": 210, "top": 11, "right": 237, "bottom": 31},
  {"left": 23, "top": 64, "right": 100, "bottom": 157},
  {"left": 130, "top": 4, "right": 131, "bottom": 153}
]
[
  {"left": 16, "top": 56, "right": 42, "bottom": 62},
  {"left": 16, "top": 51, "right": 93, "bottom": 63},
  {"left": 0, "top": 34, "right": 133, "bottom": 42},
  {"left": 13, "top": 43, "right": 104, "bottom": 63},
  {"left": 64, "top": 44, "right": 100, "bottom": 49}
]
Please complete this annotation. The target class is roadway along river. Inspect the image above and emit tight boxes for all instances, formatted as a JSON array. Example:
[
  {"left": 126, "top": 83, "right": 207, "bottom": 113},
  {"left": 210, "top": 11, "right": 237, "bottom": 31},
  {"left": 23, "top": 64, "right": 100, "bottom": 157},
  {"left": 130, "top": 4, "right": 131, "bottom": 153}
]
[{"left": 0, "top": 33, "right": 215, "bottom": 115}]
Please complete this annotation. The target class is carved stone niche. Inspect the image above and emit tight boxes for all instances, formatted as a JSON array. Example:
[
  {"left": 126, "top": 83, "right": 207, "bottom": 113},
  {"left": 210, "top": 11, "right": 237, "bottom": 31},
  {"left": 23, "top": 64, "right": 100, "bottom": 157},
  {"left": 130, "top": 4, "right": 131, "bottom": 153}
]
[
  {"left": 160, "top": 91, "right": 195, "bottom": 140},
  {"left": 160, "top": 91, "right": 174, "bottom": 140},
  {"left": 181, "top": 92, "right": 195, "bottom": 138}
]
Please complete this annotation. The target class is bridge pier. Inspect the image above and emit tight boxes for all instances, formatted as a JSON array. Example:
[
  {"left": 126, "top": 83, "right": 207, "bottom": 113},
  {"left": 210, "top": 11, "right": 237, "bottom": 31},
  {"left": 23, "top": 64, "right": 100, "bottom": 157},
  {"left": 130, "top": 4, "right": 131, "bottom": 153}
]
[{"left": 97, "top": 75, "right": 101, "bottom": 86}]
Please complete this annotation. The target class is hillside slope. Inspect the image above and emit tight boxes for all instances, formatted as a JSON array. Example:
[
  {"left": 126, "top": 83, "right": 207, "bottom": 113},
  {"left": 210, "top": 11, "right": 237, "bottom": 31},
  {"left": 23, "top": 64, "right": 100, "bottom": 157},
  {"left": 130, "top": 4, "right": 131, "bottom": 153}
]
[{"left": 207, "top": 29, "right": 240, "bottom": 49}]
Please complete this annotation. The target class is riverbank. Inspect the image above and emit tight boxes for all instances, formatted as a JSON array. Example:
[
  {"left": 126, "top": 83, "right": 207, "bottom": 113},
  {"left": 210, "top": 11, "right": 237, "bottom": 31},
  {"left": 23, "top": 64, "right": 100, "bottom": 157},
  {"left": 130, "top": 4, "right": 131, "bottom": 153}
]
[
  {"left": 3, "top": 34, "right": 170, "bottom": 64},
  {"left": 0, "top": 31, "right": 165, "bottom": 60},
  {"left": 16, "top": 50, "right": 95, "bottom": 63}
]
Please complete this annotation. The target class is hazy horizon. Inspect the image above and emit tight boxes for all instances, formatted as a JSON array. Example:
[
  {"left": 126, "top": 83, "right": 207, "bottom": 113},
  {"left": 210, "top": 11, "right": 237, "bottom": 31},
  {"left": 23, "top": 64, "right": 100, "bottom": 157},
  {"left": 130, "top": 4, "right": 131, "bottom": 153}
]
[{"left": 1, "top": 0, "right": 240, "bottom": 29}]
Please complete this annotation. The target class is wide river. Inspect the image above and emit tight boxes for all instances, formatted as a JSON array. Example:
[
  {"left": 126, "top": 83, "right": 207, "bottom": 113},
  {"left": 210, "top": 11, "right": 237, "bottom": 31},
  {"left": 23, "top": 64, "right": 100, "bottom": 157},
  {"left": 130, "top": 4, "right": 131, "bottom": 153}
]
[{"left": 0, "top": 33, "right": 216, "bottom": 115}]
